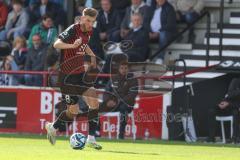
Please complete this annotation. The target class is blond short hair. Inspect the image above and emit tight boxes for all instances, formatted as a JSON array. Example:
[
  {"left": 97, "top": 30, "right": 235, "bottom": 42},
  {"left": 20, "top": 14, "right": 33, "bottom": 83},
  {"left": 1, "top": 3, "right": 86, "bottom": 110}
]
[{"left": 82, "top": 7, "right": 98, "bottom": 17}]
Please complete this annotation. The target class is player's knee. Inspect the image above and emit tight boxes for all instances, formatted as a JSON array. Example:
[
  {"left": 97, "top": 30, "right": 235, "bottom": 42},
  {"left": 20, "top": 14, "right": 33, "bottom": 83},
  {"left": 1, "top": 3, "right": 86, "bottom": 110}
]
[
  {"left": 92, "top": 98, "right": 99, "bottom": 108},
  {"left": 67, "top": 104, "right": 80, "bottom": 116},
  {"left": 87, "top": 98, "right": 99, "bottom": 109},
  {"left": 65, "top": 110, "right": 75, "bottom": 120},
  {"left": 83, "top": 90, "right": 99, "bottom": 109}
]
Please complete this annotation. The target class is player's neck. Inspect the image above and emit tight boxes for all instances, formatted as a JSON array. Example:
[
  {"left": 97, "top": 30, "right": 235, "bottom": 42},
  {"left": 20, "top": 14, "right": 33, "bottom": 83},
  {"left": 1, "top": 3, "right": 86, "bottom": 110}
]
[{"left": 80, "top": 24, "right": 87, "bottom": 33}]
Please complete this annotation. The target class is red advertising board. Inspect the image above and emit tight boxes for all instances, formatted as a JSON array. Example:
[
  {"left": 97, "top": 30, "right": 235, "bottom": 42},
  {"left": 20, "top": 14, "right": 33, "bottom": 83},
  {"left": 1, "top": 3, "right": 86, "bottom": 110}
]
[{"left": 0, "top": 87, "right": 163, "bottom": 139}]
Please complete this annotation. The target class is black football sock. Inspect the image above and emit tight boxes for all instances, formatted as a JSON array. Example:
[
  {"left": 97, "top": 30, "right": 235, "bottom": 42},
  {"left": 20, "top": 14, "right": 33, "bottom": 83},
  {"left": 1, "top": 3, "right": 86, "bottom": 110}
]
[
  {"left": 53, "top": 110, "right": 74, "bottom": 130},
  {"left": 88, "top": 109, "right": 99, "bottom": 136}
]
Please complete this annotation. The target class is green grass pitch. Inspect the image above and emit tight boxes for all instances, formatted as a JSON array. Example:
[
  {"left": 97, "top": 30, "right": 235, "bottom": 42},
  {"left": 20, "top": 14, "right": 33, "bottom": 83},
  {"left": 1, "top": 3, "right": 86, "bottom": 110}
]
[{"left": 0, "top": 134, "right": 240, "bottom": 160}]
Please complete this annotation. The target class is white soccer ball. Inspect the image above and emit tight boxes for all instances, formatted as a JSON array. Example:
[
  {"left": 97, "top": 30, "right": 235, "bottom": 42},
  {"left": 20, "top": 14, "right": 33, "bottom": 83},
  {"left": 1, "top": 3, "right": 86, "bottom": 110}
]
[{"left": 69, "top": 133, "right": 87, "bottom": 150}]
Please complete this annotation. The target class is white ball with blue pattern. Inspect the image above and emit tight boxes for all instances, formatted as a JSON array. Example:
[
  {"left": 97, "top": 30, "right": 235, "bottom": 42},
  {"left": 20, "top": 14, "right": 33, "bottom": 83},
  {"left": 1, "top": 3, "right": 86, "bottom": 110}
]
[{"left": 70, "top": 133, "right": 87, "bottom": 150}]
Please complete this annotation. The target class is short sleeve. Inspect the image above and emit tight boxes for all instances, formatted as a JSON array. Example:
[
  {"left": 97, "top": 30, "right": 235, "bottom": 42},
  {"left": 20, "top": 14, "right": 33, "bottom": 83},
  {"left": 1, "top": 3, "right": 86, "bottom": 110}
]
[{"left": 58, "top": 24, "right": 75, "bottom": 43}]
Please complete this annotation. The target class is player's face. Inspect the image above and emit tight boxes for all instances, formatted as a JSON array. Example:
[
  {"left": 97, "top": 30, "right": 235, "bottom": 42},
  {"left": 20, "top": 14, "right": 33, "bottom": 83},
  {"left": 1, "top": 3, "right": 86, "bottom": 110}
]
[
  {"left": 81, "top": 15, "right": 96, "bottom": 32},
  {"left": 119, "top": 65, "right": 129, "bottom": 76}
]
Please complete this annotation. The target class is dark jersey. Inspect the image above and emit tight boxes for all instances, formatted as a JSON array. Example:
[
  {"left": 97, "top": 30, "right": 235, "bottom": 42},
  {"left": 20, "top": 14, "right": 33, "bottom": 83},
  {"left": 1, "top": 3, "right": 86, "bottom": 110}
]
[{"left": 58, "top": 23, "right": 92, "bottom": 74}]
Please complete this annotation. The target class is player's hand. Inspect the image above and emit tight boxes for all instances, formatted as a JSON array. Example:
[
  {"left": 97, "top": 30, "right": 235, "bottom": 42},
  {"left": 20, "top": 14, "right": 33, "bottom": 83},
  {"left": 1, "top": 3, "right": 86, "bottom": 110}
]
[{"left": 72, "top": 38, "right": 82, "bottom": 48}]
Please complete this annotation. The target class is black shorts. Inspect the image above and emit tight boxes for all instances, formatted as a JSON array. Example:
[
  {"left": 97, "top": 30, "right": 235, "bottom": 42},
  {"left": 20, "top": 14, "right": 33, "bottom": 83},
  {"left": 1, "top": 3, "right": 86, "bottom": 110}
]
[{"left": 58, "top": 72, "right": 94, "bottom": 105}]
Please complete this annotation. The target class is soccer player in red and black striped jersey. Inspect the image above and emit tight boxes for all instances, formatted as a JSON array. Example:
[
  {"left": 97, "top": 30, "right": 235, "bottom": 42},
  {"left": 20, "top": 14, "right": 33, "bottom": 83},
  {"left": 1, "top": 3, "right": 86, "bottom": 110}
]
[{"left": 45, "top": 8, "right": 102, "bottom": 150}]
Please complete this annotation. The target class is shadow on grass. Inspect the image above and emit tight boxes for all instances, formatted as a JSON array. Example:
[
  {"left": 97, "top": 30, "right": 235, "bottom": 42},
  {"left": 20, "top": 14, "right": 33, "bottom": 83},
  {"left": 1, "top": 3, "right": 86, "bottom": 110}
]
[
  {"left": 98, "top": 138, "right": 240, "bottom": 148},
  {"left": 0, "top": 133, "right": 239, "bottom": 148},
  {"left": 101, "top": 150, "right": 161, "bottom": 156}
]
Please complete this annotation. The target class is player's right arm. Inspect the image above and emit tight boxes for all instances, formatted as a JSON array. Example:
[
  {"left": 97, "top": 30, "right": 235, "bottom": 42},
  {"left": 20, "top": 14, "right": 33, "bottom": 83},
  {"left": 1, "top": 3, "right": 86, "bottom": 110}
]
[{"left": 53, "top": 24, "right": 82, "bottom": 50}]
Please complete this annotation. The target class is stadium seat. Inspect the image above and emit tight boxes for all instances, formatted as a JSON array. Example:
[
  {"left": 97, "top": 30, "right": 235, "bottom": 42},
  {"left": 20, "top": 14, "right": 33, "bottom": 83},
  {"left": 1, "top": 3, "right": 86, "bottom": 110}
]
[{"left": 215, "top": 116, "right": 233, "bottom": 143}]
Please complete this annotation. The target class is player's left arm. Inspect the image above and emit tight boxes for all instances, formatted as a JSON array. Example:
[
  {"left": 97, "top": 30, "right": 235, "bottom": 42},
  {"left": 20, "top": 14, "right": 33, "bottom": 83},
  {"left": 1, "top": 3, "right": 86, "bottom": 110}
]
[{"left": 85, "top": 45, "right": 97, "bottom": 68}]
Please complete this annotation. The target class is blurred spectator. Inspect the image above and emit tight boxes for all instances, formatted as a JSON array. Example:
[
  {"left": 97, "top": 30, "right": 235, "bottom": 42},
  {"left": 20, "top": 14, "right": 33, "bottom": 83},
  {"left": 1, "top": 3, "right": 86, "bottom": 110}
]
[
  {"left": 3, "top": 0, "right": 34, "bottom": 9},
  {"left": 29, "top": 0, "right": 66, "bottom": 27},
  {"left": 24, "top": 34, "right": 48, "bottom": 86},
  {"left": 49, "top": 0, "right": 64, "bottom": 7},
  {"left": 149, "top": 0, "right": 176, "bottom": 63},
  {"left": 75, "top": 0, "right": 101, "bottom": 10},
  {"left": 0, "top": 40, "right": 11, "bottom": 57},
  {"left": 0, "top": 0, "right": 8, "bottom": 31},
  {"left": 45, "top": 45, "right": 58, "bottom": 71},
  {"left": 207, "top": 78, "right": 240, "bottom": 144},
  {"left": 145, "top": 0, "right": 156, "bottom": 9},
  {"left": 21, "top": 0, "right": 35, "bottom": 7},
  {"left": 1, "top": 0, "right": 30, "bottom": 9},
  {"left": 120, "top": 0, "right": 151, "bottom": 38},
  {"left": 111, "top": 0, "right": 130, "bottom": 10},
  {"left": 0, "top": 55, "right": 19, "bottom": 85},
  {"left": 45, "top": 45, "right": 59, "bottom": 87},
  {"left": 123, "top": 13, "right": 149, "bottom": 62},
  {"left": 99, "top": 61, "right": 138, "bottom": 139},
  {"left": 10, "top": 36, "right": 27, "bottom": 70},
  {"left": 74, "top": 15, "right": 81, "bottom": 23},
  {"left": 89, "top": 28, "right": 104, "bottom": 60},
  {"left": 28, "top": 13, "right": 57, "bottom": 48},
  {"left": 5, "top": 0, "right": 35, "bottom": 7},
  {"left": 168, "top": 0, "right": 204, "bottom": 43},
  {"left": 0, "top": 0, "right": 29, "bottom": 41},
  {"left": 28, "top": 0, "right": 64, "bottom": 7},
  {"left": 2, "top": 0, "right": 12, "bottom": 10},
  {"left": 102, "top": 14, "right": 149, "bottom": 73},
  {"left": 111, "top": 0, "right": 131, "bottom": 19},
  {"left": 75, "top": 3, "right": 85, "bottom": 16},
  {"left": 102, "top": 13, "right": 149, "bottom": 74},
  {"left": 97, "top": 0, "right": 121, "bottom": 42}
]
